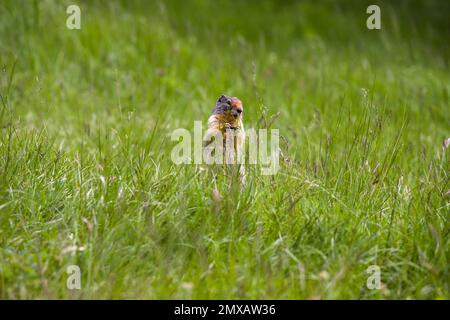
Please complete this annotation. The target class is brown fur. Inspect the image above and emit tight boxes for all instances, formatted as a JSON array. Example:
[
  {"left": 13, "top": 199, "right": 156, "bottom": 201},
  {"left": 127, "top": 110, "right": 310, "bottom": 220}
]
[{"left": 205, "top": 95, "right": 246, "bottom": 183}]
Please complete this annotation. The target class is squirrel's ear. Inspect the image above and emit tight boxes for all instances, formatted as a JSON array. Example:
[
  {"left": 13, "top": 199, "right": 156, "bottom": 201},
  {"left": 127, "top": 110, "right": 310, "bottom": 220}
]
[{"left": 218, "top": 94, "right": 232, "bottom": 105}]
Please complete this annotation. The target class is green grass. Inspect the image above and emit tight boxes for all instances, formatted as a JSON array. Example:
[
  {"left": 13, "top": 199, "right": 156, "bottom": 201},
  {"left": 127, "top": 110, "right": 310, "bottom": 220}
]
[{"left": 0, "top": 0, "right": 449, "bottom": 299}]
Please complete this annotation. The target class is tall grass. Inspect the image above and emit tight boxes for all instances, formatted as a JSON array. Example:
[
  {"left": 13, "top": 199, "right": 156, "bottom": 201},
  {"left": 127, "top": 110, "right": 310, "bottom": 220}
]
[{"left": 0, "top": 0, "right": 448, "bottom": 299}]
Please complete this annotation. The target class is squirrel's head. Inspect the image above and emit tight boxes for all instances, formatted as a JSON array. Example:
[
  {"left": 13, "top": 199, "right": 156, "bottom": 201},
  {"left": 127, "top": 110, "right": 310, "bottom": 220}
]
[{"left": 214, "top": 94, "right": 243, "bottom": 120}]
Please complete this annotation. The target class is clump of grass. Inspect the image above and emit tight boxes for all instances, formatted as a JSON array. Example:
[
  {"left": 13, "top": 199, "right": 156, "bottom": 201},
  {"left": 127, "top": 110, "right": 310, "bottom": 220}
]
[{"left": 0, "top": 0, "right": 448, "bottom": 299}]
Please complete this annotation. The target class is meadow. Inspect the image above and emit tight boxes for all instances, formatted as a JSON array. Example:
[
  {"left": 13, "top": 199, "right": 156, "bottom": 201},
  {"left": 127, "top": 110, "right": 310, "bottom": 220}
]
[{"left": 0, "top": 0, "right": 448, "bottom": 299}]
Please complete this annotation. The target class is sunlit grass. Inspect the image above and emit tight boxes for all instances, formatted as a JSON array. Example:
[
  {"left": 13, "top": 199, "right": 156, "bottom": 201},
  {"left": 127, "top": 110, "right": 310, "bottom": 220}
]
[{"left": 0, "top": 0, "right": 448, "bottom": 299}]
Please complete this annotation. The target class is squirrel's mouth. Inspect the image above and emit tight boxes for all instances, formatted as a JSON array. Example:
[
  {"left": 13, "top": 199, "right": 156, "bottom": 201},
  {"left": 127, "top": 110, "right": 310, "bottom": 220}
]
[{"left": 231, "top": 111, "right": 241, "bottom": 118}]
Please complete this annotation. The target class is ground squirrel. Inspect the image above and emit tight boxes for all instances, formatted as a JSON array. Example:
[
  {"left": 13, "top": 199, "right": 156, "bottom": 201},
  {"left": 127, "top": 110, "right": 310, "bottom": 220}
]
[{"left": 204, "top": 94, "right": 246, "bottom": 184}]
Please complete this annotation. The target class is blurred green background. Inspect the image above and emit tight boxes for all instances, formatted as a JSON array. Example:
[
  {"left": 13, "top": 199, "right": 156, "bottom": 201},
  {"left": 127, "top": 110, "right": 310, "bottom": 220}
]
[{"left": 0, "top": 0, "right": 448, "bottom": 299}]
